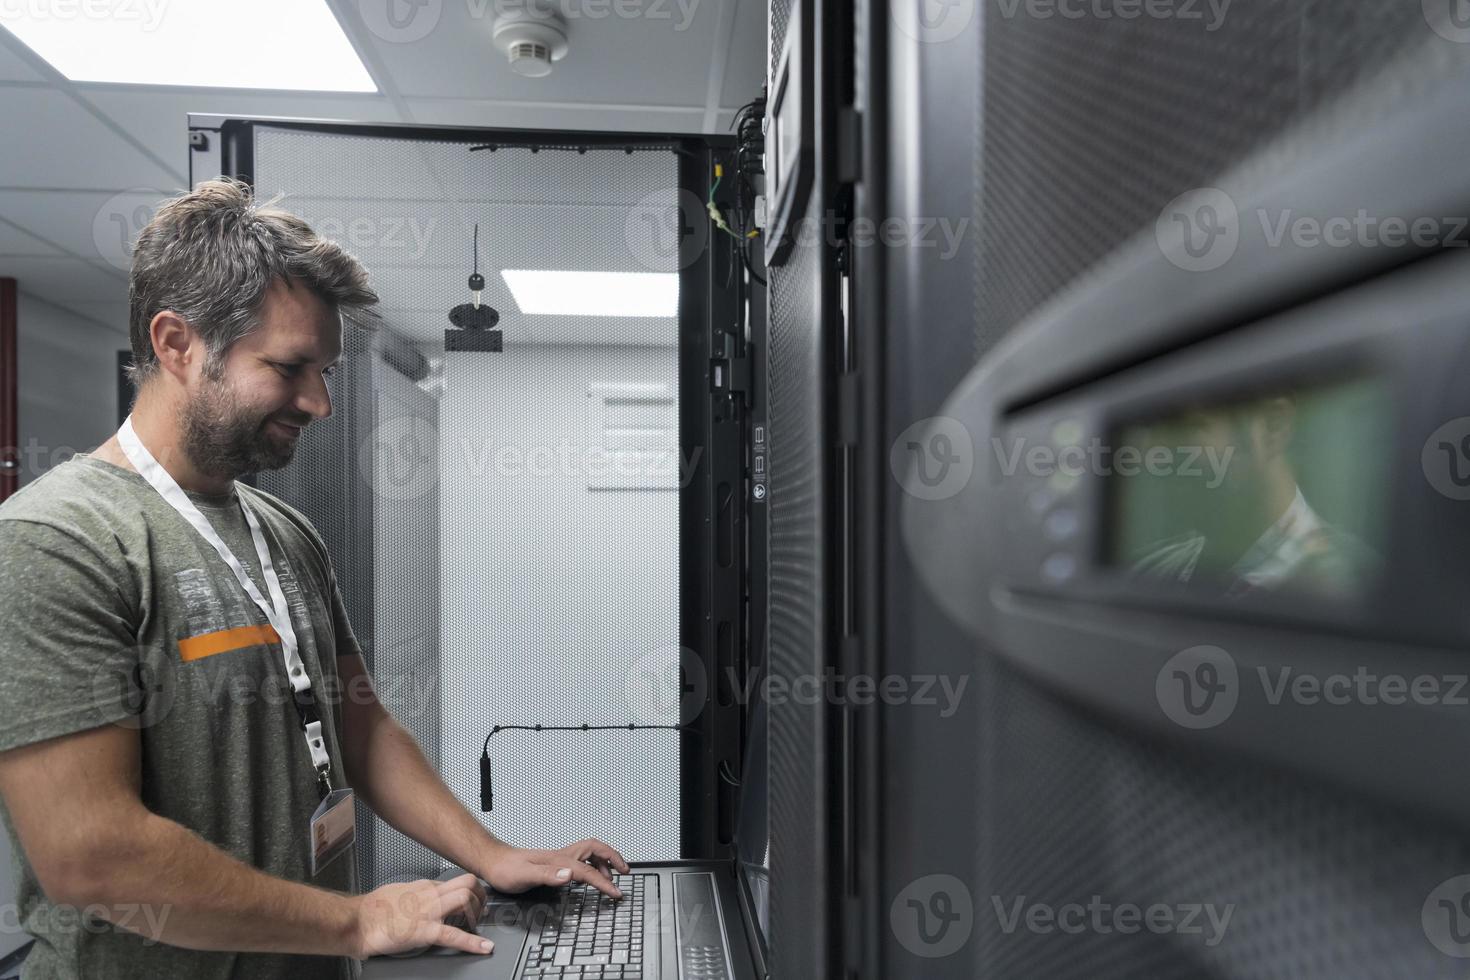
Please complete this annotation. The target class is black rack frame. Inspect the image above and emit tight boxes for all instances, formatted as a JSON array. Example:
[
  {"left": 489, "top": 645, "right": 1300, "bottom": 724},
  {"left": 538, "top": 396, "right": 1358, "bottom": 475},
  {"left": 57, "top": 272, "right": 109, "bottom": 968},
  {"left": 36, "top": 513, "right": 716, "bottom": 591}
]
[{"left": 187, "top": 112, "right": 752, "bottom": 867}]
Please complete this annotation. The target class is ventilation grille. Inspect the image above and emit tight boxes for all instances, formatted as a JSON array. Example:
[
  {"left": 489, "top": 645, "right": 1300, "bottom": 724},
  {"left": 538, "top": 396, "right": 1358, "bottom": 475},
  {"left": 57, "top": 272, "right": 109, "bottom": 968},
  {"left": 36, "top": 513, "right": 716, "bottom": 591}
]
[
  {"left": 966, "top": 5, "right": 1470, "bottom": 978},
  {"left": 975, "top": 1, "right": 1440, "bottom": 355},
  {"left": 508, "top": 40, "right": 551, "bottom": 64},
  {"left": 765, "top": 205, "right": 828, "bottom": 979}
]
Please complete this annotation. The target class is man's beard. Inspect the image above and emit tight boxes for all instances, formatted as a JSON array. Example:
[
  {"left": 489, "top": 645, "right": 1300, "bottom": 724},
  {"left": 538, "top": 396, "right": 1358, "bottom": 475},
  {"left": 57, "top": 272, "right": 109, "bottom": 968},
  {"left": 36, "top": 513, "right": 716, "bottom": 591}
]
[{"left": 180, "top": 377, "right": 299, "bottom": 481}]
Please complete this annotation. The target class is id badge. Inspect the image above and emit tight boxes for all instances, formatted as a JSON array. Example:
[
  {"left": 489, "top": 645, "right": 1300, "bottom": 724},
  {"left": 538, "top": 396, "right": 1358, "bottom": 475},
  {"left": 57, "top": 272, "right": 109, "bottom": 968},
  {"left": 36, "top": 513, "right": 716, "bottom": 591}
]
[{"left": 310, "top": 788, "right": 356, "bottom": 876}]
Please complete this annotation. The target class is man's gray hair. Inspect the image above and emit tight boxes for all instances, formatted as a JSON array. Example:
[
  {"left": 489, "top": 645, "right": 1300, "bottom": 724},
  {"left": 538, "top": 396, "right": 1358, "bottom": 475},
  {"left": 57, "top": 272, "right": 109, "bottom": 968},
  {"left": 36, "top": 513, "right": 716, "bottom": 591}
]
[{"left": 127, "top": 177, "right": 379, "bottom": 384}]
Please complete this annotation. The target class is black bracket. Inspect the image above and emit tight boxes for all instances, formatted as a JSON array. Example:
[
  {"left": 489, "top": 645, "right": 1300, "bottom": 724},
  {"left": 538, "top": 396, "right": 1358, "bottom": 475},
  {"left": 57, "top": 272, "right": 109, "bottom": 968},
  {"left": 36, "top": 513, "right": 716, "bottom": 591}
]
[
  {"left": 710, "top": 333, "right": 750, "bottom": 399},
  {"left": 445, "top": 329, "right": 503, "bottom": 352}
]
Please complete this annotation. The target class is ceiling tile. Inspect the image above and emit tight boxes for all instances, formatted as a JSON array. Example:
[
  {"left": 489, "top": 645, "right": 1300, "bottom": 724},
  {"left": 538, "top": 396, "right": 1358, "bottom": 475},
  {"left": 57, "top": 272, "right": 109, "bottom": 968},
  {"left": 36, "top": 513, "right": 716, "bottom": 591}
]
[
  {"left": 1, "top": 256, "right": 127, "bottom": 306},
  {"left": 720, "top": 0, "right": 766, "bottom": 108},
  {"left": 83, "top": 88, "right": 401, "bottom": 183},
  {"left": 355, "top": 0, "right": 728, "bottom": 109},
  {"left": 43, "top": 299, "right": 130, "bottom": 336},
  {"left": 0, "top": 36, "right": 43, "bottom": 82},
  {"left": 0, "top": 88, "right": 179, "bottom": 188},
  {"left": 0, "top": 219, "right": 59, "bottom": 256},
  {"left": 0, "top": 188, "right": 182, "bottom": 267},
  {"left": 0, "top": 0, "right": 765, "bottom": 358}
]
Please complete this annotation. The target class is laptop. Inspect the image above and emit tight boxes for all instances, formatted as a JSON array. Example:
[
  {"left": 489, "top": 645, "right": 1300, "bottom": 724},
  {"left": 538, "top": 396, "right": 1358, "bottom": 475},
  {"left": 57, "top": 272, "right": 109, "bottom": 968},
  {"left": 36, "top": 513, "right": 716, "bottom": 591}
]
[{"left": 363, "top": 698, "right": 771, "bottom": 980}]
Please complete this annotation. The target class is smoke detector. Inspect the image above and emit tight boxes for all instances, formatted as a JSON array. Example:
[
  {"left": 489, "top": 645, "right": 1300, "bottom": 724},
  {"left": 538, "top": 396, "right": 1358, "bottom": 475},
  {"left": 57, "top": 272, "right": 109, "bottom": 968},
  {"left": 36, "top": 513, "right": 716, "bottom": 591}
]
[{"left": 492, "top": 8, "right": 569, "bottom": 78}]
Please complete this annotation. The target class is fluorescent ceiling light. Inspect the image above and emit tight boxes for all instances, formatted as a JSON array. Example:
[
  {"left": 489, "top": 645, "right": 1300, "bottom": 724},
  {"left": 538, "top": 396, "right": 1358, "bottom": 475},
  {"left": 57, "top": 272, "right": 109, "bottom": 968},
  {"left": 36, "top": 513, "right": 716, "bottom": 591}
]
[
  {"left": 0, "top": 0, "right": 375, "bottom": 91},
  {"left": 501, "top": 270, "right": 679, "bottom": 318}
]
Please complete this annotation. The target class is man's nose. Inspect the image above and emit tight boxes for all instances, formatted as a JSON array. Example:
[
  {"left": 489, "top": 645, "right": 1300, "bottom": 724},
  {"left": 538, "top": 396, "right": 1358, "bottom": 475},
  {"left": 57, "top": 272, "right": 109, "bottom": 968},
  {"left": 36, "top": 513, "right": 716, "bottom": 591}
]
[{"left": 297, "top": 374, "right": 334, "bottom": 421}]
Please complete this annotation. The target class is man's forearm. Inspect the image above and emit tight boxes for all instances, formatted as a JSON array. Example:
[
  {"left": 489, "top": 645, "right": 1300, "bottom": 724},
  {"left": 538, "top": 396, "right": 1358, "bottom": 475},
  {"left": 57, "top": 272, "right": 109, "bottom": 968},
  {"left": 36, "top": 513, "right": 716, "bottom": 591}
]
[
  {"left": 347, "top": 708, "right": 509, "bottom": 880},
  {"left": 79, "top": 809, "right": 360, "bottom": 957}
]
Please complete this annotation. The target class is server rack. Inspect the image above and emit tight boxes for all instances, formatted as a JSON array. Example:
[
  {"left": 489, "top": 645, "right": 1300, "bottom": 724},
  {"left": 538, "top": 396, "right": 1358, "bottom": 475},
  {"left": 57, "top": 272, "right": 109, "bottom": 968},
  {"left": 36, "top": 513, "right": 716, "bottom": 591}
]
[
  {"left": 866, "top": 3, "right": 1470, "bottom": 980},
  {"left": 187, "top": 114, "right": 752, "bottom": 887}
]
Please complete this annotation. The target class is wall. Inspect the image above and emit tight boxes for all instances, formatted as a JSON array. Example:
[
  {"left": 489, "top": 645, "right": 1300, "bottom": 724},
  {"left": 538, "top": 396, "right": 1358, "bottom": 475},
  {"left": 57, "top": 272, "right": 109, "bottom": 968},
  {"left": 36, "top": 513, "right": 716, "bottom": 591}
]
[
  {"left": 438, "top": 341, "right": 681, "bottom": 862},
  {"left": 14, "top": 291, "right": 120, "bottom": 486},
  {"left": 0, "top": 291, "right": 118, "bottom": 955}
]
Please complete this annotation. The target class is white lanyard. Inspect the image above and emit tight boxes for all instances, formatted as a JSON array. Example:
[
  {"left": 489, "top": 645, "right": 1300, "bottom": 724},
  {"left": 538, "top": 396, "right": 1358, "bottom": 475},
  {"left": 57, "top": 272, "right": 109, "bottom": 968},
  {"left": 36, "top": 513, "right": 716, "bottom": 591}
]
[{"left": 117, "top": 417, "right": 334, "bottom": 789}]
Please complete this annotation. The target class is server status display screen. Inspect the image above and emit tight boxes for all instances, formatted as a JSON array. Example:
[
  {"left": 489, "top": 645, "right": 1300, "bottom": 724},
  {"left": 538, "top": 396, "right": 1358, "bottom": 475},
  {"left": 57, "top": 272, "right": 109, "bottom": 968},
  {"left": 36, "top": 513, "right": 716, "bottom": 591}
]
[{"left": 1106, "top": 375, "right": 1393, "bottom": 601}]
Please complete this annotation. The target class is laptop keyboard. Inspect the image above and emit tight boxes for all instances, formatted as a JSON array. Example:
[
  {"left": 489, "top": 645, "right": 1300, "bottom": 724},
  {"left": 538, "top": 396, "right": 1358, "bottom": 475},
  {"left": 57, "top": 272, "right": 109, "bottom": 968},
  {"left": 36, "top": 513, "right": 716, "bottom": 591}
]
[{"left": 522, "top": 873, "right": 651, "bottom": 979}]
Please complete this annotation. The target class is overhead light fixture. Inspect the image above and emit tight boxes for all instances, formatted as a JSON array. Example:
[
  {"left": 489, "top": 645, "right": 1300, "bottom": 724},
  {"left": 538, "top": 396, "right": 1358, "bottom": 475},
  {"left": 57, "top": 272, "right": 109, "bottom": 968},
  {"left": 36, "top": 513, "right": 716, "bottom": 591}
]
[
  {"left": 501, "top": 270, "right": 679, "bottom": 318},
  {"left": 0, "top": 0, "right": 375, "bottom": 91}
]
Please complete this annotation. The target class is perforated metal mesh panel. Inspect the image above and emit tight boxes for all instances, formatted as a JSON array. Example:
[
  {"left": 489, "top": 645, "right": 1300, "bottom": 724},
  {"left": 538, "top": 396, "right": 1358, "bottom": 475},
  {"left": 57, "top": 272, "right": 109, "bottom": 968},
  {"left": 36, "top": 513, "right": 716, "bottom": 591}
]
[
  {"left": 769, "top": 0, "right": 792, "bottom": 78},
  {"left": 438, "top": 342, "right": 679, "bottom": 863},
  {"left": 974, "top": 657, "right": 1470, "bottom": 979},
  {"left": 252, "top": 317, "right": 422, "bottom": 885},
  {"left": 765, "top": 215, "right": 828, "bottom": 976},
  {"left": 964, "top": 6, "right": 1470, "bottom": 979},
  {"left": 976, "top": 1, "right": 1436, "bottom": 356},
  {"left": 253, "top": 128, "right": 683, "bottom": 886},
  {"left": 764, "top": 2, "right": 833, "bottom": 976},
  {"left": 362, "top": 354, "right": 444, "bottom": 884}
]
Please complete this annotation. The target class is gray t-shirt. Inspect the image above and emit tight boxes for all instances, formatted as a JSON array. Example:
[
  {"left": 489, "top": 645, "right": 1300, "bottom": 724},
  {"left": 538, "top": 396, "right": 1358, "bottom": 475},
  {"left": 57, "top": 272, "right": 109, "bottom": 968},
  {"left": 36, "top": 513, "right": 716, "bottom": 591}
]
[{"left": 0, "top": 454, "right": 362, "bottom": 979}]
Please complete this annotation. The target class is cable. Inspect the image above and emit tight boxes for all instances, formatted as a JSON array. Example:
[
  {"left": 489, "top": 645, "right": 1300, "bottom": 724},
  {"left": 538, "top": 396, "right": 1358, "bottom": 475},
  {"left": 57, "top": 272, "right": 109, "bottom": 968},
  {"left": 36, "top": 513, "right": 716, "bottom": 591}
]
[
  {"left": 708, "top": 165, "right": 745, "bottom": 242},
  {"left": 467, "top": 142, "right": 694, "bottom": 158},
  {"left": 479, "top": 722, "right": 683, "bottom": 760},
  {"left": 478, "top": 722, "right": 686, "bottom": 811},
  {"left": 740, "top": 240, "right": 766, "bottom": 287},
  {"left": 729, "top": 93, "right": 767, "bottom": 290},
  {"left": 449, "top": 223, "right": 498, "bottom": 330}
]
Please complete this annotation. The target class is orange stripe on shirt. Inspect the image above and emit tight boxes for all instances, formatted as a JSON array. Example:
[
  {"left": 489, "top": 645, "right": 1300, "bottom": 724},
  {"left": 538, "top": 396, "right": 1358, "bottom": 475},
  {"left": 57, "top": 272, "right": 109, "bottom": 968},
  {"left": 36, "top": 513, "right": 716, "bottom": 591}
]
[{"left": 178, "top": 623, "right": 281, "bottom": 663}]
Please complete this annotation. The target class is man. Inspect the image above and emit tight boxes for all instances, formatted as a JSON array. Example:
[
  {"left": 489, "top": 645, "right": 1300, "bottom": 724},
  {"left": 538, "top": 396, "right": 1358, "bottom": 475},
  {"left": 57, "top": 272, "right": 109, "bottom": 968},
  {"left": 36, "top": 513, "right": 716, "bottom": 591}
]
[
  {"left": 1125, "top": 393, "right": 1378, "bottom": 599},
  {"left": 0, "top": 178, "right": 628, "bottom": 979}
]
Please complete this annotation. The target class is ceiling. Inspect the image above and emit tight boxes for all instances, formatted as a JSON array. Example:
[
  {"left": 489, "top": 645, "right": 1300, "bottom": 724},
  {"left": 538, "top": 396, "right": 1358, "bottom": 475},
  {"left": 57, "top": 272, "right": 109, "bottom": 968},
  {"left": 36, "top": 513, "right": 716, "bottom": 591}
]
[
  {"left": 0, "top": 0, "right": 767, "bottom": 345},
  {"left": 252, "top": 126, "right": 688, "bottom": 347}
]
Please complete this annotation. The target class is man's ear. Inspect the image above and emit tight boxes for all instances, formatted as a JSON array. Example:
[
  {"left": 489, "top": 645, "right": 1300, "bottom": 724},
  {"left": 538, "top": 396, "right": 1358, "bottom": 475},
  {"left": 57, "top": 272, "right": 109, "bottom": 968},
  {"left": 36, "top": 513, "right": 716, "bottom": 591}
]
[
  {"left": 1258, "top": 396, "right": 1297, "bottom": 458},
  {"left": 149, "top": 311, "right": 202, "bottom": 383}
]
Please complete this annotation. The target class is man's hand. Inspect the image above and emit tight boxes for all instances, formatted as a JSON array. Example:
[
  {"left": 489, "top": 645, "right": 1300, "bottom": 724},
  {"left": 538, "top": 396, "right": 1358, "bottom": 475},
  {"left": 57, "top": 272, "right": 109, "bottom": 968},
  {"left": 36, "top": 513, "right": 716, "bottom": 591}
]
[
  {"left": 334, "top": 657, "right": 630, "bottom": 907},
  {"left": 483, "top": 839, "right": 631, "bottom": 900},
  {"left": 351, "top": 873, "right": 492, "bottom": 958}
]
